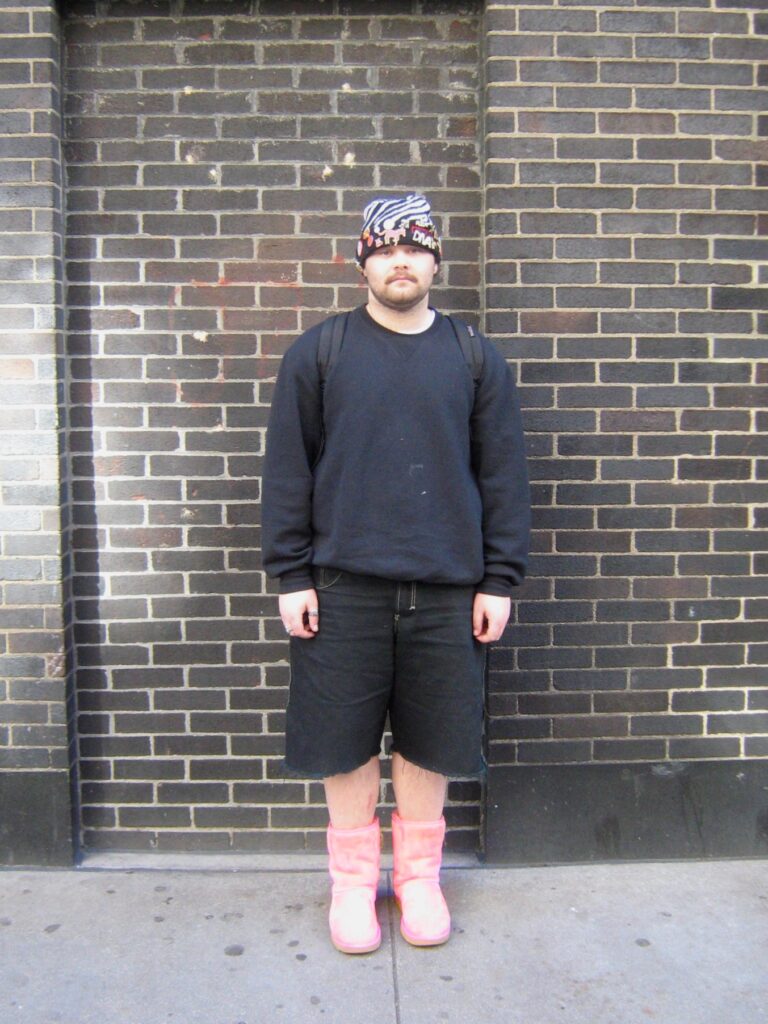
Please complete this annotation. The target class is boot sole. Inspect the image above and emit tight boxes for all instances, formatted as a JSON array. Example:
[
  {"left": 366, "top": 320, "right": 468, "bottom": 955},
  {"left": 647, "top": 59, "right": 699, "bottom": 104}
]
[
  {"left": 332, "top": 935, "right": 382, "bottom": 955},
  {"left": 399, "top": 921, "right": 451, "bottom": 947}
]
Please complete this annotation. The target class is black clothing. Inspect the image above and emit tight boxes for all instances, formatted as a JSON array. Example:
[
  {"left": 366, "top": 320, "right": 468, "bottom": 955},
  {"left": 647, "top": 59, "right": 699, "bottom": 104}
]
[
  {"left": 284, "top": 567, "right": 486, "bottom": 778},
  {"left": 261, "top": 305, "right": 530, "bottom": 597}
]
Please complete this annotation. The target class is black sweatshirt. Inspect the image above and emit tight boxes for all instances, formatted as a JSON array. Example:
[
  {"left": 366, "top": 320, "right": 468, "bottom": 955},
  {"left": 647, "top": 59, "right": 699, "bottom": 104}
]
[{"left": 261, "top": 305, "right": 530, "bottom": 597}]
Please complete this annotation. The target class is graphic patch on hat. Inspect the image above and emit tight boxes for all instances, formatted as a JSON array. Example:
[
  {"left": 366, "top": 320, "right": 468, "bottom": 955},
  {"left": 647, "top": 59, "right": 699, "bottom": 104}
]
[{"left": 356, "top": 193, "right": 441, "bottom": 267}]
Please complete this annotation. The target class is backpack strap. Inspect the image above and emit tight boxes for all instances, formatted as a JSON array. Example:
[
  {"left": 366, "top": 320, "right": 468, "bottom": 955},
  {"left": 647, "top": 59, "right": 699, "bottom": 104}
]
[
  {"left": 318, "top": 312, "right": 348, "bottom": 386},
  {"left": 447, "top": 315, "right": 484, "bottom": 386}
]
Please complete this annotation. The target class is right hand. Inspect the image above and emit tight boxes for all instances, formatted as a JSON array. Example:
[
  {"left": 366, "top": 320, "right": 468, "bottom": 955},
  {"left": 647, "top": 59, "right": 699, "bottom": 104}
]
[{"left": 279, "top": 589, "right": 319, "bottom": 640}]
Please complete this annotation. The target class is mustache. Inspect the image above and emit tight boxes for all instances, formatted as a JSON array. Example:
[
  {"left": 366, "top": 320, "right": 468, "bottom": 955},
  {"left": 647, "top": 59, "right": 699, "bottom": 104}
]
[{"left": 386, "top": 273, "right": 417, "bottom": 283}]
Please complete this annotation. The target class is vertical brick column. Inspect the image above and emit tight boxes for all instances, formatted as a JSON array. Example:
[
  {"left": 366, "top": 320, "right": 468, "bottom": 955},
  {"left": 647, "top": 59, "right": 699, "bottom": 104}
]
[
  {"left": 483, "top": 1, "right": 768, "bottom": 862},
  {"left": 0, "top": 1, "right": 73, "bottom": 865}
]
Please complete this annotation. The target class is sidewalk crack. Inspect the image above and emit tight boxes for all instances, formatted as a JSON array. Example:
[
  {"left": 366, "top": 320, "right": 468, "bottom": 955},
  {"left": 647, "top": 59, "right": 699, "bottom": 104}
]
[{"left": 386, "top": 869, "right": 402, "bottom": 1024}]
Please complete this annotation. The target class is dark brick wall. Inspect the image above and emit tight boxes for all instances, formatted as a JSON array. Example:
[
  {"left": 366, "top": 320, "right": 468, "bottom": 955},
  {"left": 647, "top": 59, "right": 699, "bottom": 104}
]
[
  {"left": 62, "top": 0, "right": 483, "bottom": 853},
  {"left": 484, "top": 2, "right": 768, "bottom": 770},
  {"left": 0, "top": 0, "right": 73, "bottom": 864},
  {"left": 0, "top": 2, "right": 68, "bottom": 772},
  {"left": 1, "top": 0, "right": 766, "bottom": 864}
]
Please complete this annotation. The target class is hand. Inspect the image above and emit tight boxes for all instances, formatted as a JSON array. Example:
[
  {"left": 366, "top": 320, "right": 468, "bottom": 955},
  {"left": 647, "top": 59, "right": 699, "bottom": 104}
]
[
  {"left": 279, "top": 588, "right": 319, "bottom": 640},
  {"left": 472, "top": 592, "right": 511, "bottom": 644}
]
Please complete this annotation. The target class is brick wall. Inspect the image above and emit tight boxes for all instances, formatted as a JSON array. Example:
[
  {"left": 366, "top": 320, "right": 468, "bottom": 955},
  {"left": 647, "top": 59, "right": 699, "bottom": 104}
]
[
  {"left": 1, "top": 0, "right": 766, "bottom": 865},
  {"left": 63, "top": 0, "right": 483, "bottom": 853},
  {"left": 0, "top": 1, "right": 73, "bottom": 864},
  {"left": 484, "top": 2, "right": 768, "bottom": 770}
]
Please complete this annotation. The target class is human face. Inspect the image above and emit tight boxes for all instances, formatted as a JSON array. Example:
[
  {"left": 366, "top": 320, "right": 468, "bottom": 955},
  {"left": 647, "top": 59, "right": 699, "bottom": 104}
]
[{"left": 362, "top": 244, "right": 439, "bottom": 313}]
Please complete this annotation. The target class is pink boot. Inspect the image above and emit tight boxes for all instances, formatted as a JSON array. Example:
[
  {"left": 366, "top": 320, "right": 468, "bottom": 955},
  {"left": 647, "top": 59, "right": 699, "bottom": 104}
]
[
  {"left": 326, "top": 819, "right": 382, "bottom": 954},
  {"left": 392, "top": 812, "right": 451, "bottom": 947}
]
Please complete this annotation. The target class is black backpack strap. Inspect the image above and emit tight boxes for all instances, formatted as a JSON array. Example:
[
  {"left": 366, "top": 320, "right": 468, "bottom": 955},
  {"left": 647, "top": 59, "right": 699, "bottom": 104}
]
[
  {"left": 447, "top": 315, "right": 484, "bottom": 385},
  {"left": 318, "top": 312, "right": 348, "bottom": 386}
]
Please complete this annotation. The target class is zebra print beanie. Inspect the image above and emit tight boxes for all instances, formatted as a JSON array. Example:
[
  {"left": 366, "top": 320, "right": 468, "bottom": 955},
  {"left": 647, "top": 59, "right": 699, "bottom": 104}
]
[{"left": 355, "top": 193, "right": 442, "bottom": 268}]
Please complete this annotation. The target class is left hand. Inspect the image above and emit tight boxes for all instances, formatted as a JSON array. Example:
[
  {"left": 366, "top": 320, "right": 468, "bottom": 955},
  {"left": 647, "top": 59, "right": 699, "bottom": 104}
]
[
  {"left": 472, "top": 593, "right": 511, "bottom": 644},
  {"left": 279, "top": 588, "right": 319, "bottom": 640}
]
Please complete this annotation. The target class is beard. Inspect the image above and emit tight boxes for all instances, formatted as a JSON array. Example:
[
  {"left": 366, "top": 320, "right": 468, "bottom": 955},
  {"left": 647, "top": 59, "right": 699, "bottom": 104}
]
[{"left": 366, "top": 272, "right": 432, "bottom": 312}]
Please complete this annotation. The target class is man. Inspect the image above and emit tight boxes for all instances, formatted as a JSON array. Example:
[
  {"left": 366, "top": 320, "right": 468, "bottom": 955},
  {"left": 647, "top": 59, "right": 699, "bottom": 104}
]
[{"left": 262, "top": 194, "right": 530, "bottom": 955}]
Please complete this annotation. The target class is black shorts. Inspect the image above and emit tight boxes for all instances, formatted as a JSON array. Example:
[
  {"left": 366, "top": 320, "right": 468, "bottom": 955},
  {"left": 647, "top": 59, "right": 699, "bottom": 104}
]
[{"left": 284, "top": 567, "right": 487, "bottom": 779}]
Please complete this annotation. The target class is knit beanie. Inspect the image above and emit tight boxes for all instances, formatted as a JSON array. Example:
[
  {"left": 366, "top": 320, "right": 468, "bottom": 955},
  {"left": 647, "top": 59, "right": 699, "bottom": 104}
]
[{"left": 355, "top": 193, "right": 442, "bottom": 267}]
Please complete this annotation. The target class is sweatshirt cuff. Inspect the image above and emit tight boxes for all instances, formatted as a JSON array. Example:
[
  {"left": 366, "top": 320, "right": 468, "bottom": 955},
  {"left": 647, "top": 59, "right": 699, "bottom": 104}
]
[
  {"left": 476, "top": 574, "right": 514, "bottom": 598},
  {"left": 279, "top": 568, "right": 315, "bottom": 594}
]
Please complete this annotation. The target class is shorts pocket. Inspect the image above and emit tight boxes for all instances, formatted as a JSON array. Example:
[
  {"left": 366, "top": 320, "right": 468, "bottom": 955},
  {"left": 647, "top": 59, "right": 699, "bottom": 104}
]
[{"left": 314, "top": 566, "right": 343, "bottom": 590}]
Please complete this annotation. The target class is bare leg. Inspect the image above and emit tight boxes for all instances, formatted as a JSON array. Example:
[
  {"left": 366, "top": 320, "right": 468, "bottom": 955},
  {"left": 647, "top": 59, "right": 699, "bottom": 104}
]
[
  {"left": 391, "top": 751, "right": 447, "bottom": 820},
  {"left": 324, "top": 755, "right": 381, "bottom": 829}
]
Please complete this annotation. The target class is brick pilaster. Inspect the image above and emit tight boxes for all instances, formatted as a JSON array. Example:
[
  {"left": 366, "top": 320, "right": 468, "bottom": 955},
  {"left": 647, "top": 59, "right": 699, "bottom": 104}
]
[{"left": 0, "top": 0, "right": 72, "bottom": 865}]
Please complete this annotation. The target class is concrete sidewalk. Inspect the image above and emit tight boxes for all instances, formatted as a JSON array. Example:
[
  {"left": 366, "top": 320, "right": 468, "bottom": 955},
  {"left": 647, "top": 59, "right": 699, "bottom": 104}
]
[{"left": 1, "top": 856, "right": 766, "bottom": 1024}]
